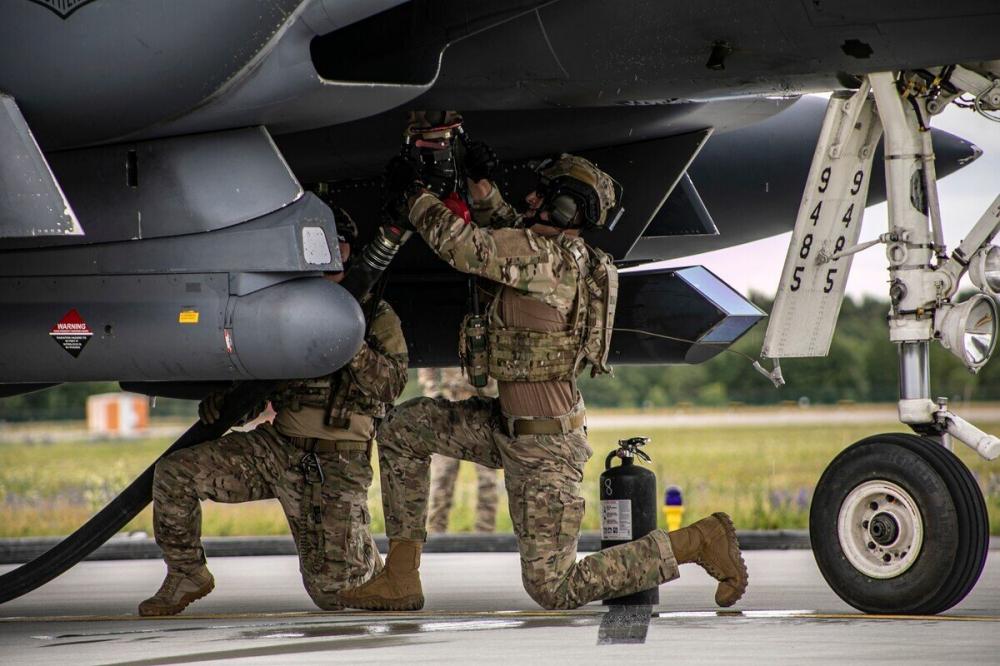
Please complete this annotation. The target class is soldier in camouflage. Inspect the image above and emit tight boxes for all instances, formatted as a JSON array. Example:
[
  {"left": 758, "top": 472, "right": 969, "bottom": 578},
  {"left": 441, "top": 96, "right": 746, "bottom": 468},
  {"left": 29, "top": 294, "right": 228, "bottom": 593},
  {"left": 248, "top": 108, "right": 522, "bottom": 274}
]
[
  {"left": 418, "top": 367, "right": 499, "bottom": 533},
  {"left": 138, "top": 206, "right": 409, "bottom": 616},
  {"left": 339, "top": 143, "right": 748, "bottom": 611}
]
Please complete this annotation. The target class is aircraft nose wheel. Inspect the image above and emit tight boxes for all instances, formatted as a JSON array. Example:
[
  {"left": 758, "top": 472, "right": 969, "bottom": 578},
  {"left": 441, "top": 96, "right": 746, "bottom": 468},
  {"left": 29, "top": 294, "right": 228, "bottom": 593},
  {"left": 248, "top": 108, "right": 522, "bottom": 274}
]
[{"left": 810, "top": 433, "right": 988, "bottom": 615}]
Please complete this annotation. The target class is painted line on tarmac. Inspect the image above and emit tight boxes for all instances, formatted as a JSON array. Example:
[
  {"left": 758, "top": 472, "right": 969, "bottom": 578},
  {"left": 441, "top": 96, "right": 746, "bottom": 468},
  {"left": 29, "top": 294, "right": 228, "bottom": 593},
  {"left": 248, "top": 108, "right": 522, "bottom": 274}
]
[
  {"left": 4, "top": 608, "right": 998, "bottom": 624},
  {"left": 655, "top": 610, "right": 1000, "bottom": 622}
]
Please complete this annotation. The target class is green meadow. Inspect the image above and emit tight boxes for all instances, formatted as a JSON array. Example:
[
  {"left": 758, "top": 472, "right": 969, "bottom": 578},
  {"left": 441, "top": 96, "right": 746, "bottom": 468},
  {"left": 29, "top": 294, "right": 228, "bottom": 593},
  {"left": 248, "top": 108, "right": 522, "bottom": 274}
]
[{"left": 2, "top": 414, "right": 999, "bottom": 538}]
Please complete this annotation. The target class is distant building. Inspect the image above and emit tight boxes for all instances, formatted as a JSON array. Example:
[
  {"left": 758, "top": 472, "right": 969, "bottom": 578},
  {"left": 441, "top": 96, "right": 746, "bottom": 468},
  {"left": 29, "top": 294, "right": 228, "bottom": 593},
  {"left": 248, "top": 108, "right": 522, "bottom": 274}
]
[{"left": 86, "top": 392, "right": 149, "bottom": 438}]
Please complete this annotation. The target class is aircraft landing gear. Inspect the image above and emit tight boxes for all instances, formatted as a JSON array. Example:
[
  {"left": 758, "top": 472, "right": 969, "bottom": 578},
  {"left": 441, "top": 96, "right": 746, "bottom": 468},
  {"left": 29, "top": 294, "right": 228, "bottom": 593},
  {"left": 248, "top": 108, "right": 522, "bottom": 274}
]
[
  {"left": 810, "top": 433, "right": 988, "bottom": 615},
  {"left": 762, "top": 64, "right": 1000, "bottom": 614}
]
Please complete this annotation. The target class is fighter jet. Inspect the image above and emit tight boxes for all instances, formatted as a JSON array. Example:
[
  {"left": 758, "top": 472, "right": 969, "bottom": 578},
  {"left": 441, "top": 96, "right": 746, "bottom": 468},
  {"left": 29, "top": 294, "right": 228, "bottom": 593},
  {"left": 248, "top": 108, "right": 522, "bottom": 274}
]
[{"left": 1, "top": 0, "right": 999, "bottom": 616}]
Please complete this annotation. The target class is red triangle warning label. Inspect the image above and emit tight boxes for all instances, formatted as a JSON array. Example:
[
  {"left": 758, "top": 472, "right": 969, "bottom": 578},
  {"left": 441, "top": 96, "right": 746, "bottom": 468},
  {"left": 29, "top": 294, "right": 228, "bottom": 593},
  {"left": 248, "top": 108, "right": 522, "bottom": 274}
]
[{"left": 50, "top": 308, "right": 93, "bottom": 358}]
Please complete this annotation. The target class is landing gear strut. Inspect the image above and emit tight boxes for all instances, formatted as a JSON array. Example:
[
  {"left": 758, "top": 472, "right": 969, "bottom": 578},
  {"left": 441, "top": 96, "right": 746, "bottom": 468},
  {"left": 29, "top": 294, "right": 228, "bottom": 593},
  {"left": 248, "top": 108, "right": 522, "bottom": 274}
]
[{"left": 763, "top": 63, "right": 1000, "bottom": 614}]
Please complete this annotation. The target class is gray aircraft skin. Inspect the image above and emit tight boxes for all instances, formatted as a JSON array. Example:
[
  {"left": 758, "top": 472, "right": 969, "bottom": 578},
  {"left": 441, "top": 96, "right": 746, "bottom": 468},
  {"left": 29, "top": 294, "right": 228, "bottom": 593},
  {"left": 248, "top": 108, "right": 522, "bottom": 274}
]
[
  {"left": 2, "top": 0, "right": 997, "bottom": 150},
  {"left": 0, "top": 0, "right": 994, "bottom": 384}
]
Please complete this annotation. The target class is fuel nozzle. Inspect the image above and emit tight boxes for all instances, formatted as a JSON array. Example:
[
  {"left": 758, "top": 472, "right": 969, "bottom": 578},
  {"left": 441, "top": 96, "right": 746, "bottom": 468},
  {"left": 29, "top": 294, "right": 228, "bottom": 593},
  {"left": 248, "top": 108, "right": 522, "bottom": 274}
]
[
  {"left": 616, "top": 436, "right": 652, "bottom": 463},
  {"left": 340, "top": 223, "right": 412, "bottom": 301}
]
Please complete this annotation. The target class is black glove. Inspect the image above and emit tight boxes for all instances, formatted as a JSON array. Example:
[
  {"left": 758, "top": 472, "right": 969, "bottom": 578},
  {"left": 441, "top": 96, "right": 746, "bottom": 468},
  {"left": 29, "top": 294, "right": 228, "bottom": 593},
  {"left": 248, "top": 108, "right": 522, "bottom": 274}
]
[
  {"left": 379, "top": 206, "right": 415, "bottom": 232},
  {"left": 198, "top": 390, "right": 226, "bottom": 425},
  {"left": 384, "top": 154, "right": 424, "bottom": 197},
  {"left": 383, "top": 154, "right": 426, "bottom": 220},
  {"left": 462, "top": 140, "right": 498, "bottom": 182}
]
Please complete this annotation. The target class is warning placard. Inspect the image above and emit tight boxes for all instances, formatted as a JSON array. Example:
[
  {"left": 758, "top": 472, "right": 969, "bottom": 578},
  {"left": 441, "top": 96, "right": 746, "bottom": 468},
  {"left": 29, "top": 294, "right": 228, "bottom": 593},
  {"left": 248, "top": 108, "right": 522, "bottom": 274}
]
[
  {"left": 49, "top": 308, "right": 93, "bottom": 358},
  {"left": 601, "top": 499, "right": 633, "bottom": 541}
]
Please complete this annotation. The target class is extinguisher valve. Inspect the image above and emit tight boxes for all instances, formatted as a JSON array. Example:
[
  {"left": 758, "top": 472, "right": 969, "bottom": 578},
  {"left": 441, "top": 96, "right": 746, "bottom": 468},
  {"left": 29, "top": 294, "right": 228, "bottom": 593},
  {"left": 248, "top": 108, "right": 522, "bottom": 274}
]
[{"left": 617, "top": 436, "right": 652, "bottom": 462}]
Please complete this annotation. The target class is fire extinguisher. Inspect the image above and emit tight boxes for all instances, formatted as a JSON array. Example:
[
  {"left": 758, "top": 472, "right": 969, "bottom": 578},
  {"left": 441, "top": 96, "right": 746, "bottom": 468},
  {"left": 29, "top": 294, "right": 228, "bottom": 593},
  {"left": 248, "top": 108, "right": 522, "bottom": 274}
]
[{"left": 600, "top": 436, "right": 659, "bottom": 605}]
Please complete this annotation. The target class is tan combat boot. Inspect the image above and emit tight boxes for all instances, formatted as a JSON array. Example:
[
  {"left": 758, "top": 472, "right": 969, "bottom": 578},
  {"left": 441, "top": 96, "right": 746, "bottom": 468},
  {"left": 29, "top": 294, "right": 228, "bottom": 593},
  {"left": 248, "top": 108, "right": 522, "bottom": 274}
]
[
  {"left": 338, "top": 539, "right": 424, "bottom": 611},
  {"left": 669, "top": 512, "right": 748, "bottom": 607},
  {"left": 138, "top": 566, "right": 215, "bottom": 617}
]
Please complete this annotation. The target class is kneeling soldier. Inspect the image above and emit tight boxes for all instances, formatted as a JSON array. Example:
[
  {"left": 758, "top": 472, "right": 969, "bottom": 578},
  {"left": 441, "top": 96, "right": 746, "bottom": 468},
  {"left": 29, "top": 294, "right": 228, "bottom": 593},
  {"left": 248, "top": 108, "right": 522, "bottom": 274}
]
[
  {"left": 339, "top": 149, "right": 748, "bottom": 611},
  {"left": 139, "top": 208, "right": 408, "bottom": 616}
]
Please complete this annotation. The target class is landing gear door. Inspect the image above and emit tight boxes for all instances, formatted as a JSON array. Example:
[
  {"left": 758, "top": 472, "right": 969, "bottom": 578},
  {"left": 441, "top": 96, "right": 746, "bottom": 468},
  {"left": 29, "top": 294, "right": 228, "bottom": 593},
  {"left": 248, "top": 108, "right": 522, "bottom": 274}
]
[
  {"left": 762, "top": 89, "right": 882, "bottom": 358},
  {"left": 0, "top": 94, "right": 82, "bottom": 238}
]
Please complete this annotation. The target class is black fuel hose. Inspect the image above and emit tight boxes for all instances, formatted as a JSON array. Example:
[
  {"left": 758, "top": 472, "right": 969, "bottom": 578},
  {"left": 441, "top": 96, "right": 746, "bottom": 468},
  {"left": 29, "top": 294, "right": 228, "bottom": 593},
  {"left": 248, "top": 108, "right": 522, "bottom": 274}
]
[{"left": 0, "top": 381, "right": 274, "bottom": 604}]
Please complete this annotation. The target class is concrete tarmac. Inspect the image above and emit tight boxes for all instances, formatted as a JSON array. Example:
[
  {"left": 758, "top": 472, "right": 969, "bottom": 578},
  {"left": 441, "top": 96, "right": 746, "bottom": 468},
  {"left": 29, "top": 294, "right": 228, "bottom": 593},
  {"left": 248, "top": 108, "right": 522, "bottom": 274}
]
[{"left": 2, "top": 551, "right": 998, "bottom": 665}]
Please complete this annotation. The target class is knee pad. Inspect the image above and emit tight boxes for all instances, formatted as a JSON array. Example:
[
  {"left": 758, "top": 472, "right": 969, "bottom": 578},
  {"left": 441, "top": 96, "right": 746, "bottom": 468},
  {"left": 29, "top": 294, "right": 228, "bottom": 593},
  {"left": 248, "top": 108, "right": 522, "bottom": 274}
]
[{"left": 523, "top": 580, "right": 568, "bottom": 611}]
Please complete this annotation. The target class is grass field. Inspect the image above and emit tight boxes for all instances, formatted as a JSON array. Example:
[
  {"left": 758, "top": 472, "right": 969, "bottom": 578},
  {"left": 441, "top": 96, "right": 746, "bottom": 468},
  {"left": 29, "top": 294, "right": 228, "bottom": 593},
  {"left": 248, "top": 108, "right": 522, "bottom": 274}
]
[{"left": 1, "top": 414, "right": 999, "bottom": 537}]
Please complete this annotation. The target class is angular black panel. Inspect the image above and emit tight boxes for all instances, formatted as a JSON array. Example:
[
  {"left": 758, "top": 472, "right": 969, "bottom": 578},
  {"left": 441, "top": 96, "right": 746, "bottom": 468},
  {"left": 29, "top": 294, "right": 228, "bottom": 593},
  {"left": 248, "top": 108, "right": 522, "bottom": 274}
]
[
  {"left": 643, "top": 173, "right": 719, "bottom": 237},
  {"left": 612, "top": 265, "right": 765, "bottom": 365},
  {"left": 385, "top": 265, "right": 764, "bottom": 367},
  {"left": 581, "top": 130, "right": 712, "bottom": 259}
]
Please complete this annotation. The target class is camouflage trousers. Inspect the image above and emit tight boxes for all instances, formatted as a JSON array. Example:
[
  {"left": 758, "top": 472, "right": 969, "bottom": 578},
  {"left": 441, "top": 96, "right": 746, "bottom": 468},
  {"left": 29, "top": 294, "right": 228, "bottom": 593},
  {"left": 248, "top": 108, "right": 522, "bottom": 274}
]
[
  {"left": 152, "top": 422, "right": 382, "bottom": 610},
  {"left": 427, "top": 456, "right": 499, "bottom": 533},
  {"left": 378, "top": 396, "right": 679, "bottom": 610}
]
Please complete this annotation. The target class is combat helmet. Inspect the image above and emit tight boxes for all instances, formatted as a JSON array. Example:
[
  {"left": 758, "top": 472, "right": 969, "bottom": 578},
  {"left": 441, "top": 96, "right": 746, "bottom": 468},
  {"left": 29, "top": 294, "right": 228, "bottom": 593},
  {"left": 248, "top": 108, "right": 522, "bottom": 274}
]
[
  {"left": 536, "top": 154, "right": 617, "bottom": 229},
  {"left": 311, "top": 182, "right": 359, "bottom": 245},
  {"left": 330, "top": 204, "right": 359, "bottom": 246},
  {"left": 405, "top": 110, "right": 464, "bottom": 140}
]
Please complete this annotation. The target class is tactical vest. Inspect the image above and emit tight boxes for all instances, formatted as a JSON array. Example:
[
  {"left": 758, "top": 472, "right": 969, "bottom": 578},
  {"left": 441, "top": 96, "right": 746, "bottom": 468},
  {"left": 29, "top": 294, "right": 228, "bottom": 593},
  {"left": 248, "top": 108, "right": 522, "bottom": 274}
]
[
  {"left": 269, "top": 301, "right": 392, "bottom": 427},
  {"left": 485, "top": 235, "right": 618, "bottom": 382}
]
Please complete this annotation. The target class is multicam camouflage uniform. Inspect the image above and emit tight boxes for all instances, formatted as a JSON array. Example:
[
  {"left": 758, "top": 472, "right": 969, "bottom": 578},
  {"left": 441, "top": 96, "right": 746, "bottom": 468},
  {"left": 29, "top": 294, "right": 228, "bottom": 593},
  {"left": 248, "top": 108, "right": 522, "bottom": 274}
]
[
  {"left": 152, "top": 299, "right": 408, "bottom": 609},
  {"left": 418, "top": 367, "right": 499, "bottom": 533},
  {"left": 375, "top": 188, "right": 679, "bottom": 610}
]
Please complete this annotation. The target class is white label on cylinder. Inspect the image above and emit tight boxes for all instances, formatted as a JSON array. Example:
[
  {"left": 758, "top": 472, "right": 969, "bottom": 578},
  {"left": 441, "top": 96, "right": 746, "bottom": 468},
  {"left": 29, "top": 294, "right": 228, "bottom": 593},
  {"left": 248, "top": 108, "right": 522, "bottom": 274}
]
[
  {"left": 302, "top": 226, "right": 332, "bottom": 265},
  {"left": 601, "top": 499, "right": 632, "bottom": 540}
]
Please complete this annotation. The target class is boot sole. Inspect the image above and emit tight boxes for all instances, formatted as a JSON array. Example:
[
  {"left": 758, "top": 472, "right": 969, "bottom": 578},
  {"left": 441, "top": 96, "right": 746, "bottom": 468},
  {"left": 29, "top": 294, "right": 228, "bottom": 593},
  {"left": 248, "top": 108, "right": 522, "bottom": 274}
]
[
  {"left": 711, "top": 512, "right": 749, "bottom": 607},
  {"left": 341, "top": 594, "right": 425, "bottom": 611},
  {"left": 138, "top": 579, "right": 215, "bottom": 617}
]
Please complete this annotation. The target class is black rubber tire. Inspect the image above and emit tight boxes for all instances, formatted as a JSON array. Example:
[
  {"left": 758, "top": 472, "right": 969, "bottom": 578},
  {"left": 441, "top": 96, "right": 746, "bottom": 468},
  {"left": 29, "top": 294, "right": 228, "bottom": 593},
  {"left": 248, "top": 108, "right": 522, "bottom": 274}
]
[{"left": 810, "top": 433, "right": 988, "bottom": 615}]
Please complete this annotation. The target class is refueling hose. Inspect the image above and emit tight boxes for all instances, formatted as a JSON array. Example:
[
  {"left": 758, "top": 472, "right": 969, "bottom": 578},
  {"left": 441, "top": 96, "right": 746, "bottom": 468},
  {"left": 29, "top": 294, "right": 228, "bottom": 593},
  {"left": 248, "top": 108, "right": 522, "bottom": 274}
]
[{"left": 0, "top": 381, "right": 274, "bottom": 604}]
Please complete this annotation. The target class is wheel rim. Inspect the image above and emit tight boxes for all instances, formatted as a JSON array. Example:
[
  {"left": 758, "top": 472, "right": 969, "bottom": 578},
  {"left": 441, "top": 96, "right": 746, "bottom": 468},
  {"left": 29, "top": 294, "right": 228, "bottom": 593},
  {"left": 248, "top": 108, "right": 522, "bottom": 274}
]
[{"left": 837, "top": 480, "right": 924, "bottom": 579}]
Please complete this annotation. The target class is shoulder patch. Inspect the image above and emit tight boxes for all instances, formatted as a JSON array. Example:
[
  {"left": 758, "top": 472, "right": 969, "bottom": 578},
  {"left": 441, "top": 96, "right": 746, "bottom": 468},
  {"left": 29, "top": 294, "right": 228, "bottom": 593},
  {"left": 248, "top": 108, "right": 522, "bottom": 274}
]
[{"left": 492, "top": 228, "right": 539, "bottom": 258}]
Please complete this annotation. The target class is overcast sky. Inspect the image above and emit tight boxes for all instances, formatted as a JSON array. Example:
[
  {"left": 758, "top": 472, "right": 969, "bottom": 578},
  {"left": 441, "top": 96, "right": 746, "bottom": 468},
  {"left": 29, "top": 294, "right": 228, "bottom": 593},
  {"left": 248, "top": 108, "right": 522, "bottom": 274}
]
[{"left": 688, "top": 96, "right": 1000, "bottom": 299}]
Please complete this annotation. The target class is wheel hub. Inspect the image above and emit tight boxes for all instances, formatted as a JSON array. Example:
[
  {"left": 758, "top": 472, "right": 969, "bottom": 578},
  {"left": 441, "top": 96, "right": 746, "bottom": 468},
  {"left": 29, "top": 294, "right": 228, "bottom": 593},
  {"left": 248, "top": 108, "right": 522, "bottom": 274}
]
[
  {"left": 837, "top": 480, "right": 923, "bottom": 579},
  {"left": 869, "top": 512, "right": 900, "bottom": 546}
]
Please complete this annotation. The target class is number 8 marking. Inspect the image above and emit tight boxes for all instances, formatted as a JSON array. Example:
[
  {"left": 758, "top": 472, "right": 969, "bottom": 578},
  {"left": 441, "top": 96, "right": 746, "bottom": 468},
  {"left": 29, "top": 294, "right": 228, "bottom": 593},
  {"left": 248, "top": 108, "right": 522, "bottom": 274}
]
[{"left": 800, "top": 234, "right": 813, "bottom": 259}]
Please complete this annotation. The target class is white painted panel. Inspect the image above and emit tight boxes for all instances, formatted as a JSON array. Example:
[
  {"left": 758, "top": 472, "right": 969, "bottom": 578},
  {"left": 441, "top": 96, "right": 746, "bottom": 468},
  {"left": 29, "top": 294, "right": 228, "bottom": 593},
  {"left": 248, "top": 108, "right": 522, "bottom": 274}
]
[{"left": 762, "top": 90, "right": 882, "bottom": 358}]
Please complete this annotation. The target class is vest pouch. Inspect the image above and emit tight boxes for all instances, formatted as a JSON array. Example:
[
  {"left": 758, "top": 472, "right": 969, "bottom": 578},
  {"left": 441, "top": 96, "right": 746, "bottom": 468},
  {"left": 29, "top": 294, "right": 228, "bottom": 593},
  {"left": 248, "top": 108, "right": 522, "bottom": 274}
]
[{"left": 460, "top": 313, "right": 489, "bottom": 388}]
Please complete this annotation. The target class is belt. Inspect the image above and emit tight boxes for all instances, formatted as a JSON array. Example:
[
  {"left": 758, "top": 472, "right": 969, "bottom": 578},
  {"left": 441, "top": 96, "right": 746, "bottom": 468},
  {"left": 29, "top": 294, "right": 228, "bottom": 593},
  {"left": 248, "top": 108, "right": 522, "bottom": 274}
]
[
  {"left": 506, "top": 408, "right": 586, "bottom": 436},
  {"left": 287, "top": 437, "right": 370, "bottom": 453}
]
